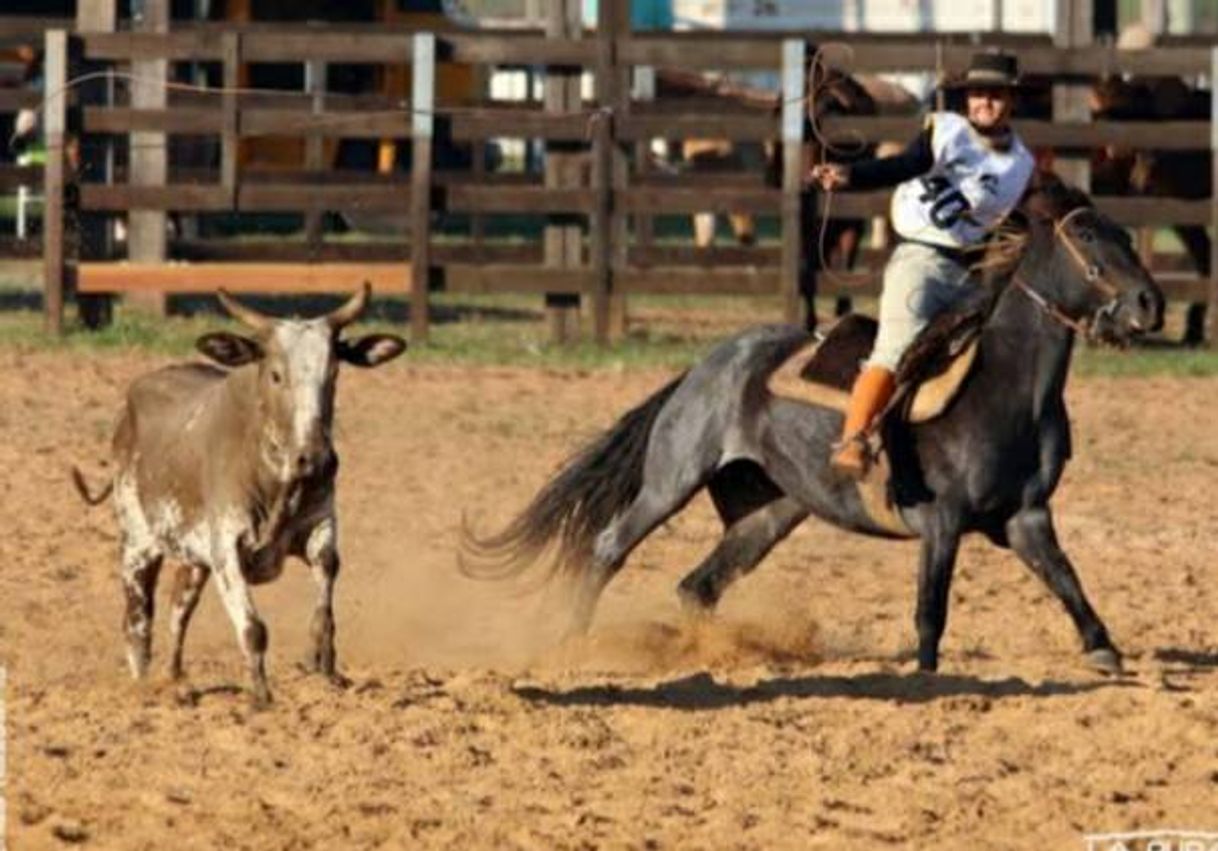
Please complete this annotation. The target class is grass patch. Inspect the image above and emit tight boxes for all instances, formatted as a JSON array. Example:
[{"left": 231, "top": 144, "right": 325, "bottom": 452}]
[
  {"left": 0, "top": 294, "right": 720, "bottom": 371},
  {"left": 1074, "top": 345, "right": 1218, "bottom": 378},
  {"left": 0, "top": 308, "right": 212, "bottom": 358},
  {"left": 5, "top": 303, "right": 1217, "bottom": 377},
  {"left": 0, "top": 261, "right": 1216, "bottom": 377}
]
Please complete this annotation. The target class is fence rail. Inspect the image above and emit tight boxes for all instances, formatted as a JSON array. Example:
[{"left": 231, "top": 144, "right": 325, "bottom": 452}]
[{"left": 1, "top": 17, "right": 1214, "bottom": 341}]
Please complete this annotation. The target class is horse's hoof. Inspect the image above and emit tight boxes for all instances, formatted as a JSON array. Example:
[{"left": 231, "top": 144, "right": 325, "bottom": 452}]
[
  {"left": 676, "top": 581, "right": 717, "bottom": 616},
  {"left": 1086, "top": 647, "right": 1124, "bottom": 676}
]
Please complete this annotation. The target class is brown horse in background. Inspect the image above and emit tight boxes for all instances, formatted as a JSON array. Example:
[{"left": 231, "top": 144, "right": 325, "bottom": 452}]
[
  {"left": 1089, "top": 75, "right": 1212, "bottom": 344},
  {"left": 657, "top": 62, "right": 918, "bottom": 329}
]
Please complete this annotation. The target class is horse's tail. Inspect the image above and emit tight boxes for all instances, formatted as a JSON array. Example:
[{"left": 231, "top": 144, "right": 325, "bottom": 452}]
[
  {"left": 71, "top": 466, "right": 113, "bottom": 506},
  {"left": 461, "top": 373, "right": 685, "bottom": 582}
]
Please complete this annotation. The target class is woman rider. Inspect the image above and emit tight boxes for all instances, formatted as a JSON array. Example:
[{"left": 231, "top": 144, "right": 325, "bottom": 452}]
[{"left": 808, "top": 51, "right": 1035, "bottom": 480}]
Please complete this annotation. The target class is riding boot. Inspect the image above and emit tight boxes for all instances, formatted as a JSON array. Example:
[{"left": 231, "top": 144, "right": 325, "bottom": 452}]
[{"left": 830, "top": 366, "right": 896, "bottom": 480}]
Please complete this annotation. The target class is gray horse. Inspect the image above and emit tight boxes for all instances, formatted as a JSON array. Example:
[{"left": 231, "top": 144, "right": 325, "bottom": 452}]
[{"left": 466, "top": 181, "right": 1163, "bottom": 675}]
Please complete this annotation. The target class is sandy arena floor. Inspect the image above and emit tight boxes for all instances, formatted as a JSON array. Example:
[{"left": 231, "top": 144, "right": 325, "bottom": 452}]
[{"left": 3, "top": 345, "right": 1217, "bottom": 849}]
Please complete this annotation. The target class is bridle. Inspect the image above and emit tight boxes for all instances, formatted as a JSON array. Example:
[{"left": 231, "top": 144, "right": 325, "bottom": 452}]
[{"left": 1012, "top": 206, "right": 1123, "bottom": 338}]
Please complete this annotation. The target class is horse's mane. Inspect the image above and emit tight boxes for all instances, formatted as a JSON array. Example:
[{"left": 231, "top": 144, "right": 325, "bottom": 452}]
[{"left": 965, "top": 172, "right": 1092, "bottom": 276}]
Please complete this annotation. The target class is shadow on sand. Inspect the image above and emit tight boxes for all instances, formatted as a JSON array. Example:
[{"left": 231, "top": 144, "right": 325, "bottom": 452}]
[
  {"left": 513, "top": 669, "right": 1133, "bottom": 711},
  {"left": 1153, "top": 647, "right": 1218, "bottom": 670}
]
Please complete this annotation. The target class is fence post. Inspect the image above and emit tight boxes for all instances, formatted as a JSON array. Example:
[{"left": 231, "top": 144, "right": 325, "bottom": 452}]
[
  {"left": 127, "top": 0, "right": 170, "bottom": 316},
  {"left": 1052, "top": 0, "right": 1093, "bottom": 192},
  {"left": 543, "top": 0, "right": 583, "bottom": 345},
  {"left": 632, "top": 65, "right": 656, "bottom": 258},
  {"left": 410, "top": 31, "right": 435, "bottom": 343},
  {"left": 42, "top": 29, "right": 68, "bottom": 334},
  {"left": 221, "top": 32, "right": 240, "bottom": 207},
  {"left": 470, "top": 61, "right": 487, "bottom": 260},
  {"left": 609, "top": 10, "right": 631, "bottom": 341},
  {"left": 1205, "top": 46, "right": 1218, "bottom": 347},
  {"left": 592, "top": 0, "right": 627, "bottom": 345},
  {"left": 75, "top": 0, "right": 118, "bottom": 329},
  {"left": 780, "top": 38, "right": 806, "bottom": 326},
  {"left": 304, "top": 59, "right": 326, "bottom": 252},
  {"left": 590, "top": 96, "right": 613, "bottom": 344}
]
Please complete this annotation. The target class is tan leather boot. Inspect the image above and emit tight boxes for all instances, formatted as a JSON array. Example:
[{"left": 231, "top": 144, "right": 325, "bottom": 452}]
[{"left": 830, "top": 366, "right": 896, "bottom": 480}]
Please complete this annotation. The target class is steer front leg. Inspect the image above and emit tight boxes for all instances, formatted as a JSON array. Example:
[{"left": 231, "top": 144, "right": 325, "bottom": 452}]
[
  {"left": 213, "top": 541, "right": 273, "bottom": 708},
  {"left": 302, "top": 516, "right": 347, "bottom": 687}
]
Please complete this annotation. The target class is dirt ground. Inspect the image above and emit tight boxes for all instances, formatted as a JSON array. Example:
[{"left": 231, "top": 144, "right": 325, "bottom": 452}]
[{"left": 3, "top": 343, "right": 1218, "bottom": 850}]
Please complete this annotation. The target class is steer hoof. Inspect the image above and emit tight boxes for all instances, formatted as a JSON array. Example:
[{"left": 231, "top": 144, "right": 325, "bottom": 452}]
[
  {"left": 326, "top": 670, "right": 352, "bottom": 690},
  {"left": 297, "top": 658, "right": 351, "bottom": 690},
  {"left": 1086, "top": 647, "right": 1124, "bottom": 676},
  {"left": 249, "top": 684, "right": 274, "bottom": 711}
]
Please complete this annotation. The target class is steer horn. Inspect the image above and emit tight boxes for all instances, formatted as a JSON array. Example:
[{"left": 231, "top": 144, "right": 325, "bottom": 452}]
[
  {"left": 326, "top": 281, "right": 371, "bottom": 329},
  {"left": 216, "top": 288, "right": 273, "bottom": 332}
]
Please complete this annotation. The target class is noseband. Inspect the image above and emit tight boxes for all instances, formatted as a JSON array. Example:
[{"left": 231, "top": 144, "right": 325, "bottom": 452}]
[{"left": 1013, "top": 206, "right": 1123, "bottom": 338}]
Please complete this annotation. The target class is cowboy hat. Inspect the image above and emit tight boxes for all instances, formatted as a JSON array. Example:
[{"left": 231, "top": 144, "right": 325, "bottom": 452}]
[{"left": 943, "top": 51, "right": 1022, "bottom": 90}]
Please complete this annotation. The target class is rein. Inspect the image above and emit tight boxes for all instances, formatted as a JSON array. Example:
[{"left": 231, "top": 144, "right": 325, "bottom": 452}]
[
  {"left": 1013, "top": 206, "right": 1121, "bottom": 337},
  {"left": 1012, "top": 275, "right": 1093, "bottom": 335}
]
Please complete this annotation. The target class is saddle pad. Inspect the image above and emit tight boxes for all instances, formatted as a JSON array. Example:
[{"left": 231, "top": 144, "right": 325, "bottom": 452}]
[
  {"left": 765, "top": 315, "right": 982, "bottom": 540},
  {"left": 767, "top": 317, "right": 979, "bottom": 426},
  {"left": 856, "top": 449, "right": 914, "bottom": 538}
]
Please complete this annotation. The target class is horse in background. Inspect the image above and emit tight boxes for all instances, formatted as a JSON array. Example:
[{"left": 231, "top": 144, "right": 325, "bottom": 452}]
[
  {"left": 1089, "top": 73, "right": 1211, "bottom": 344},
  {"left": 657, "top": 61, "right": 919, "bottom": 329}
]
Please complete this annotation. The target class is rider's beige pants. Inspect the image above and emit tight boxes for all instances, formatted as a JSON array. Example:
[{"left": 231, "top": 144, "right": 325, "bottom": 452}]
[{"left": 867, "top": 241, "right": 972, "bottom": 372}]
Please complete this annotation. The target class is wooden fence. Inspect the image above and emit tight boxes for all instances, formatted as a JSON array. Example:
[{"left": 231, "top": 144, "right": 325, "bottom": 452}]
[{"left": 4, "top": 12, "right": 1217, "bottom": 341}]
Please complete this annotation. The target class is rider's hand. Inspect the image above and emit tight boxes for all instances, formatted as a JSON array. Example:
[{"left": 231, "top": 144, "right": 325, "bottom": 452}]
[{"left": 808, "top": 163, "right": 849, "bottom": 191}]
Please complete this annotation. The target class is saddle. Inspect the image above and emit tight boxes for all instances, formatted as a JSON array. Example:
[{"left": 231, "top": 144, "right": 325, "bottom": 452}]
[{"left": 766, "top": 312, "right": 983, "bottom": 537}]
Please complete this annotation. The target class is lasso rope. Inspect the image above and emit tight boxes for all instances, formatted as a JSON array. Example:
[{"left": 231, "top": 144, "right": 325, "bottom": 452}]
[{"left": 801, "top": 42, "right": 875, "bottom": 291}]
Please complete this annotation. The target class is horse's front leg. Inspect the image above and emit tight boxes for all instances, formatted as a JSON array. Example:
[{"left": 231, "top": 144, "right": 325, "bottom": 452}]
[
  {"left": 915, "top": 509, "right": 963, "bottom": 672},
  {"left": 1006, "top": 507, "right": 1122, "bottom": 674}
]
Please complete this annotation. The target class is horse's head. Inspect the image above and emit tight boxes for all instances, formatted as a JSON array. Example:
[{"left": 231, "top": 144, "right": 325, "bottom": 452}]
[{"left": 1018, "top": 176, "right": 1163, "bottom": 344}]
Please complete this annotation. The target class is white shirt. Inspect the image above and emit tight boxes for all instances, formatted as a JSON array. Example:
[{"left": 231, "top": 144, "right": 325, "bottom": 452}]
[{"left": 890, "top": 111, "right": 1035, "bottom": 249}]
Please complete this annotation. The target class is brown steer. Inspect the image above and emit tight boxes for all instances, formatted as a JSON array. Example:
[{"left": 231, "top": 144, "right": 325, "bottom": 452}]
[{"left": 73, "top": 284, "right": 405, "bottom": 707}]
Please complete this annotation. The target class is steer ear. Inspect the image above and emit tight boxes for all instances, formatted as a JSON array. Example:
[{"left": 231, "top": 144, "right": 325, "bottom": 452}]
[
  {"left": 196, "top": 332, "right": 265, "bottom": 367},
  {"left": 337, "top": 333, "right": 407, "bottom": 368}
]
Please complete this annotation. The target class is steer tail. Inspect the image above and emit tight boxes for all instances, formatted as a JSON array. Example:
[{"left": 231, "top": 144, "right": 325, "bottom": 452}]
[
  {"left": 461, "top": 373, "right": 685, "bottom": 582},
  {"left": 71, "top": 467, "right": 113, "bottom": 506}
]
